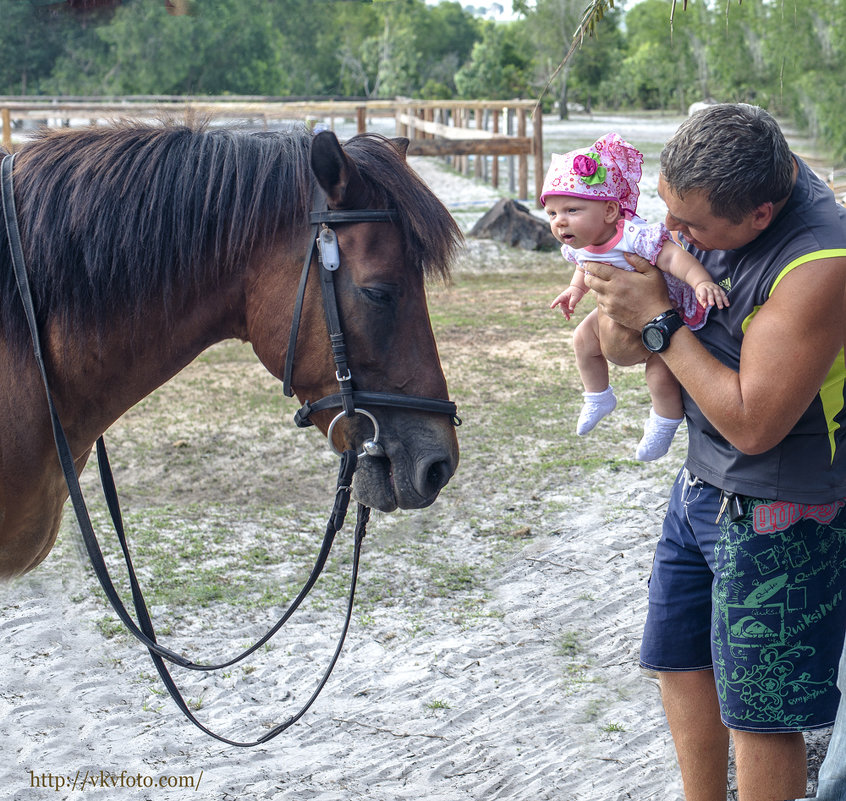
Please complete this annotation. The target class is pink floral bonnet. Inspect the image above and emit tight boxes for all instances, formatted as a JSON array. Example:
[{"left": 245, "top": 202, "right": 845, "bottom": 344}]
[{"left": 540, "top": 133, "right": 644, "bottom": 218}]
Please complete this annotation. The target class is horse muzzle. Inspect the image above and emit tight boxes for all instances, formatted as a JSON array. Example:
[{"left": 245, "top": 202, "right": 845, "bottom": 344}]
[{"left": 344, "top": 414, "right": 458, "bottom": 512}]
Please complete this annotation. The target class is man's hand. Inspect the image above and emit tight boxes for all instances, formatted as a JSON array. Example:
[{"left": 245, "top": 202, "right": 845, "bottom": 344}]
[{"left": 583, "top": 254, "right": 672, "bottom": 331}]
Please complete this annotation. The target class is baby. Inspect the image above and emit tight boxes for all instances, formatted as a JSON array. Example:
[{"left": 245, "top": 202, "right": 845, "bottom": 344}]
[{"left": 543, "top": 133, "right": 729, "bottom": 461}]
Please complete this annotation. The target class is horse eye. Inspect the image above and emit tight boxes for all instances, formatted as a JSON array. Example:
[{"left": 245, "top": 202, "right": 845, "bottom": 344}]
[{"left": 361, "top": 286, "right": 396, "bottom": 306}]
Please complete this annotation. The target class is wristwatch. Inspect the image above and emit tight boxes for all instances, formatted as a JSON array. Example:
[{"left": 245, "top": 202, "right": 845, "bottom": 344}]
[{"left": 641, "top": 309, "right": 684, "bottom": 353}]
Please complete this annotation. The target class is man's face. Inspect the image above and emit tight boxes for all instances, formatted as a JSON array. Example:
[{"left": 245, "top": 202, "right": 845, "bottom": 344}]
[{"left": 657, "top": 175, "right": 762, "bottom": 252}]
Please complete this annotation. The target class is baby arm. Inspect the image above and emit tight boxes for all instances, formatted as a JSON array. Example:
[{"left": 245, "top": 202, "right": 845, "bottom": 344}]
[
  {"left": 655, "top": 242, "right": 729, "bottom": 309},
  {"left": 551, "top": 264, "right": 588, "bottom": 320}
]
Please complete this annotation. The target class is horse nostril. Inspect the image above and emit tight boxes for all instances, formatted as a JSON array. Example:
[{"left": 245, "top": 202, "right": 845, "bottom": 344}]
[{"left": 424, "top": 458, "right": 453, "bottom": 495}]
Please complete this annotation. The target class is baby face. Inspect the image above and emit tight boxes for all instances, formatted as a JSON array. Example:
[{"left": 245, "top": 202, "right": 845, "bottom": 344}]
[{"left": 544, "top": 195, "right": 619, "bottom": 250}]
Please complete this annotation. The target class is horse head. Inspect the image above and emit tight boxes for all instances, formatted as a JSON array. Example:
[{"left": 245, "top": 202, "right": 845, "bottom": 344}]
[{"left": 248, "top": 130, "right": 461, "bottom": 512}]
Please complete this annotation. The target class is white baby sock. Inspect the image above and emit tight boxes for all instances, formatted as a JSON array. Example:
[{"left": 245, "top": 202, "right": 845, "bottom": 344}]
[
  {"left": 636, "top": 408, "right": 684, "bottom": 461},
  {"left": 576, "top": 386, "right": 617, "bottom": 436}
]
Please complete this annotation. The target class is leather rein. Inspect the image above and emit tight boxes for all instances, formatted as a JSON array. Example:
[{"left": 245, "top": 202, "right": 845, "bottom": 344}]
[{"left": 0, "top": 153, "right": 459, "bottom": 747}]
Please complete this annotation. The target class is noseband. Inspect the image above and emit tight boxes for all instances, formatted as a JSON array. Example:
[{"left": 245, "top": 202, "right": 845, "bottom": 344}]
[{"left": 282, "top": 189, "right": 461, "bottom": 459}]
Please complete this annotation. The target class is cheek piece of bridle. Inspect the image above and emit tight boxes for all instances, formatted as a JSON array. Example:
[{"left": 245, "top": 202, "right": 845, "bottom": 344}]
[{"left": 1, "top": 154, "right": 459, "bottom": 748}]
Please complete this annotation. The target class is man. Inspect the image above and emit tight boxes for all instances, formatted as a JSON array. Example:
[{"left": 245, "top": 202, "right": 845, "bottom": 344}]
[{"left": 584, "top": 103, "right": 846, "bottom": 801}]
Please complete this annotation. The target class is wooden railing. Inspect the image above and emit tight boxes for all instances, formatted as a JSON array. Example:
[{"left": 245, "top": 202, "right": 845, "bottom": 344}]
[
  {"left": 395, "top": 99, "right": 541, "bottom": 202},
  {"left": 0, "top": 96, "right": 543, "bottom": 204}
]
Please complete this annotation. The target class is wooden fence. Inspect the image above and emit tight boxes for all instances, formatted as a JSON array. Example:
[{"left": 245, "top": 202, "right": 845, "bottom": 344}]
[
  {"left": 0, "top": 96, "right": 543, "bottom": 204},
  {"left": 396, "top": 99, "right": 541, "bottom": 202}
]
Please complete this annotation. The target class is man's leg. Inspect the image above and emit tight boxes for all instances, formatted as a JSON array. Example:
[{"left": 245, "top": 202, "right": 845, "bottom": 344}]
[
  {"left": 730, "top": 729, "right": 806, "bottom": 801},
  {"left": 660, "top": 670, "right": 730, "bottom": 801}
]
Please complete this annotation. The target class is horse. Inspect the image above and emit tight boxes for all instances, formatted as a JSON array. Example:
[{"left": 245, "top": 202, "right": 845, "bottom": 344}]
[{"left": 0, "top": 120, "right": 462, "bottom": 580}]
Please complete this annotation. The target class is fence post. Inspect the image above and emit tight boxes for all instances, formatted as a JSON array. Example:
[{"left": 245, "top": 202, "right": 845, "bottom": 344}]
[
  {"left": 507, "top": 107, "right": 515, "bottom": 194},
  {"left": 1, "top": 108, "right": 11, "bottom": 152},
  {"left": 533, "top": 108, "right": 544, "bottom": 208},
  {"left": 491, "top": 108, "right": 500, "bottom": 190},
  {"left": 474, "top": 106, "right": 483, "bottom": 180},
  {"left": 356, "top": 105, "right": 366, "bottom": 134},
  {"left": 517, "top": 107, "right": 527, "bottom": 201}
]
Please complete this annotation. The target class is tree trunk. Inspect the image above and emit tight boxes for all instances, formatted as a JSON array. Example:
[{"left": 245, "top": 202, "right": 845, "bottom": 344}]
[{"left": 558, "top": 63, "right": 571, "bottom": 120}]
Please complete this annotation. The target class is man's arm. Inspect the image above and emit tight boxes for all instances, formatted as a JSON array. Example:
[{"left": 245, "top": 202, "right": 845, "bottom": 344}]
[{"left": 585, "top": 254, "right": 846, "bottom": 454}]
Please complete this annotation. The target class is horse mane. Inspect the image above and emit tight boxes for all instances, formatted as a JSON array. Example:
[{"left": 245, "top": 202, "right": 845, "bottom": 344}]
[
  {"left": 0, "top": 120, "right": 460, "bottom": 357},
  {"left": 340, "top": 134, "right": 461, "bottom": 281}
]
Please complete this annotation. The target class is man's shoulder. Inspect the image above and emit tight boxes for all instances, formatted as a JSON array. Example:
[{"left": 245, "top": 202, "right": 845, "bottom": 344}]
[{"left": 788, "top": 157, "right": 846, "bottom": 235}]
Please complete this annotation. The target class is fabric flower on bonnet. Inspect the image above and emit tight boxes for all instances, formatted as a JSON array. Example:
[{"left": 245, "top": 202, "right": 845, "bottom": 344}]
[{"left": 573, "top": 153, "right": 606, "bottom": 185}]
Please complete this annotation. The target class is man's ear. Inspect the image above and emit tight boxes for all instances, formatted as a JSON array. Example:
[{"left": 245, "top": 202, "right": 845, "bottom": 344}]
[{"left": 750, "top": 201, "right": 776, "bottom": 231}]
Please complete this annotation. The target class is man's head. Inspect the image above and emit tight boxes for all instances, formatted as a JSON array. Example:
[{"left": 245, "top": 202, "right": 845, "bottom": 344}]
[{"left": 658, "top": 104, "right": 795, "bottom": 250}]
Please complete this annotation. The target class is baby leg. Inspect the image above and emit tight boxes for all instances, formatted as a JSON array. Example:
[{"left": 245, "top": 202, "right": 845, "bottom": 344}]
[
  {"left": 637, "top": 355, "right": 684, "bottom": 461},
  {"left": 573, "top": 309, "right": 617, "bottom": 435}
]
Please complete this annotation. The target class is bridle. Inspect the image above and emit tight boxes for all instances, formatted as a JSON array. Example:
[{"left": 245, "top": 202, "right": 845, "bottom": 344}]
[
  {"left": 1, "top": 153, "right": 459, "bottom": 747},
  {"left": 282, "top": 188, "right": 461, "bottom": 452}
]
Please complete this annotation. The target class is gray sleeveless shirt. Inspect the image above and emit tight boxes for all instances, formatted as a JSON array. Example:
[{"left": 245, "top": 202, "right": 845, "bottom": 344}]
[{"left": 682, "top": 158, "right": 846, "bottom": 503}]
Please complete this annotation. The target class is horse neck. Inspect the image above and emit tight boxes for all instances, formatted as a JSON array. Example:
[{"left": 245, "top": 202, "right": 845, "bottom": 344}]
[{"left": 46, "top": 272, "right": 247, "bottom": 453}]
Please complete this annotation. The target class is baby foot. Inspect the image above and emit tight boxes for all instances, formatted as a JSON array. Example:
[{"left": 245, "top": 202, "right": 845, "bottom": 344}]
[
  {"left": 636, "top": 408, "right": 684, "bottom": 461},
  {"left": 576, "top": 386, "right": 617, "bottom": 435}
]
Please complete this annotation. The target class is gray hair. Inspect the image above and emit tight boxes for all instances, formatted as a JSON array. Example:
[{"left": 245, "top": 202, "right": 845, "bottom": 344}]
[{"left": 659, "top": 104, "right": 794, "bottom": 224}]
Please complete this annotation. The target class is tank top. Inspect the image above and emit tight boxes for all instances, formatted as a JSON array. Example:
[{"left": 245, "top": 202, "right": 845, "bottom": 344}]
[{"left": 683, "top": 157, "right": 846, "bottom": 503}]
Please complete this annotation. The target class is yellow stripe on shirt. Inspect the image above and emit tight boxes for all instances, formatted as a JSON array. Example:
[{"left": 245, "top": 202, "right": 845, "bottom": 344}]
[{"left": 740, "top": 250, "right": 846, "bottom": 461}]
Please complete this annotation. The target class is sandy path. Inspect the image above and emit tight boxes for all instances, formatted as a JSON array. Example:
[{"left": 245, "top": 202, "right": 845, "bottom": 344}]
[{"left": 2, "top": 468, "right": 683, "bottom": 801}]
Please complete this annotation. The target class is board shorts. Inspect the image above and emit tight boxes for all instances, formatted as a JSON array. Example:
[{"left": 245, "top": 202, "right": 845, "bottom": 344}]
[{"left": 640, "top": 469, "right": 846, "bottom": 732}]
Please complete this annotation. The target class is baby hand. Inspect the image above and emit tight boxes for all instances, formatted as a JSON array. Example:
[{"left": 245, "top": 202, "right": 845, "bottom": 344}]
[
  {"left": 695, "top": 281, "right": 730, "bottom": 310},
  {"left": 550, "top": 286, "right": 585, "bottom": 320}
]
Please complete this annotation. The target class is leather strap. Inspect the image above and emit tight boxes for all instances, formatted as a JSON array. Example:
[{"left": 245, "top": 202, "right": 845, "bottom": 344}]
[
  {"left": 2, "top": 153, "right": 368, "bottom": 747},
  {"left": 281, "top": 189, "right": 459, "bottom": 428},
  {"left": 294, "top": 390, "right": 460, "bottom": 428}
]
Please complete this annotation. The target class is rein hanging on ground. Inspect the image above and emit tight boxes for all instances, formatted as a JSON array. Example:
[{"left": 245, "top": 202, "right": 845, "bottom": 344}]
[{"left": 1, "top": 152, "right": 457, "bottom": 747}]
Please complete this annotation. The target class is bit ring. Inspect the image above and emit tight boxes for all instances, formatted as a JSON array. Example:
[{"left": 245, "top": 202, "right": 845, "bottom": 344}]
[{"left": 326, "top": 408, "right": 381, "bottom": 459}]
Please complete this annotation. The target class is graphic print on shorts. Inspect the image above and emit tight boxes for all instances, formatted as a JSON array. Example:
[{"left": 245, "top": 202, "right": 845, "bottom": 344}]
[{"left": 712, "top": 499, "right": 846, "bottom": 731}]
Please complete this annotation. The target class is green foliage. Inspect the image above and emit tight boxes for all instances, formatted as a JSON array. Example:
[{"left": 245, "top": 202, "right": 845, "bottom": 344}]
[
  {"left": 455, "top": 21, "right": 533, "bottom": 99},
  {"left": 3, "top": 0, "right": 846, "bottom": 159},
  {"left": 0, "top": 1, "right": 96, "bottom": 94}
]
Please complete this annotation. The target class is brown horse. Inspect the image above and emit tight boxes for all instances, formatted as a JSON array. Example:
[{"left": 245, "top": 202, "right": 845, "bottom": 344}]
[{"left": 0, "top": 121, "right": 461, "bottom": 579}]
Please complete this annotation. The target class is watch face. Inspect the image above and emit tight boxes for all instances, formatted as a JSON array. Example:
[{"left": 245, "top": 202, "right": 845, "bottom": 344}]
[{"left": 643, "top": 325, "right": 665, "bottom": 351}]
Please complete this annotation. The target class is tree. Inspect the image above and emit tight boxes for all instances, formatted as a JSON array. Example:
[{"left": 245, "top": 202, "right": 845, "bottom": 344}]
[
  {"left": 454, "top": 21, "right": 533, "bottom": 99},
  {"left": 413, "top": 1, "right": 480, "bottom": 98},
  {"left": 566, "top": 9, "right": 623, "bottom": 112},
  {"left": 620, "top": 0, "right": 698, "bottom": 112},
  {"left": 515, "top": 0, "right": 585, "bottom": 119},
  {"left": 0, "top": 1, "right": 76, "bottom": 94}
]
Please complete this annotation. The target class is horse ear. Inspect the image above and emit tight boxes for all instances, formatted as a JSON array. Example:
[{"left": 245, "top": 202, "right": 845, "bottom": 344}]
[
  {"left": 392, "top": 137, "right": 410, "bottom": 160},
  {"left": 310, "top": 130, "right": 365, "bottom": 208}
]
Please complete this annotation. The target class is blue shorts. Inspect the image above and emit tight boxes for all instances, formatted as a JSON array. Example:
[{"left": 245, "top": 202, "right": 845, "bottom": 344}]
[{"left": 640, "top": 469, "right": 846, "bottom": 733}]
